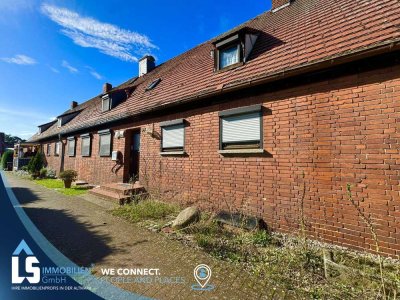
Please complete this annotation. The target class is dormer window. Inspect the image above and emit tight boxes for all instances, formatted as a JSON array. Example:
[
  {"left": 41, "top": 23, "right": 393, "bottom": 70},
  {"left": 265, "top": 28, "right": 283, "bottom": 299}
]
[
  {"left": 57, "top": 110, "right": 81, "bottom": 127},
  {"left": 101, "top": 91, "right": 126, "bottom": 112},
  {"left": 102, "top": 95, "right": 110, "bottom": 112},
  {"left": 219, "top": 44, "right": 240, "bottom": 69},
  {"left": 214, "top": 29, "right": 258, "bottom": 71},
  {"left": 38, "top": 120, "right": 57, "bottom": 134}
]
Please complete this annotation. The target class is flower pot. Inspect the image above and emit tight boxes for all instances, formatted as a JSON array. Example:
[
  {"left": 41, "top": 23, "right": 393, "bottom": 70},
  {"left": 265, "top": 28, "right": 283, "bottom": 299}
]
[{"left": 63, "top": 179, "right": 72, "bottom": 188}]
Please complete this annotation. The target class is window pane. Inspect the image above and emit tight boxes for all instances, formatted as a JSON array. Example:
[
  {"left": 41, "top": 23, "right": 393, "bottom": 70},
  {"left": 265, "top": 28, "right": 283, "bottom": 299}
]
[
  {"left": 219, "top": 45, "right": 239, "bottom": 69},
  {"left": 68, "top": 139, "right": 75, "bottom": 156},
  {"left": 99, "top": 133, "right": 111, "bottom": 156},
  {"left": 222, "top": 112, "right": 261, "bottom": 143},
  {"left": 162, "top": 124, "right": 184, "bottom": 149},
  {"left": 133, "top": 133, "right": 140, "bottom": 151},
  {"left": 81, "top": 137, "right": 90, "bottom": 156},
  {"left": 102, "top": 97, "right": 110, "bottom": 112},
  {"left": 55, "top": 142, "right": 60, "bottom": 155}
]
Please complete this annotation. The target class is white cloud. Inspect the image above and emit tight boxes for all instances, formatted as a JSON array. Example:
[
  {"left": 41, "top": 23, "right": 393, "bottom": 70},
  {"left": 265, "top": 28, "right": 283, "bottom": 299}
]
[
  {"left": 41, "top": 4, "right": 157, "bottom": 62},
  {"left": 49, "top": 66, "right": 60, "bottom": 73},
  {"left": 85, "top": 66, "right": 102, "bottom": 80},
  {"left": 61, "top": 60, "right": 78, "bottom": 73},
  {"left": 90, "top": 70, "right": 102, "bottom": 80},
  {"left": 1, "top": 54, "right": 37, "bottom": 65}
]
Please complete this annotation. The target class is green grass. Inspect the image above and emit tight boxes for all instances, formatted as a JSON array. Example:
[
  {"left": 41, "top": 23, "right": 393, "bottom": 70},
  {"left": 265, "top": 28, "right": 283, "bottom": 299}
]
[
  {"left": 33, "top": 179, "right": 88, "bottom": 196},
  {"left": 112, "top": 200, "right": 180, "bottom": 223},
  {"left": 182, "top": 218, "right": 400, "bottom": 299}
]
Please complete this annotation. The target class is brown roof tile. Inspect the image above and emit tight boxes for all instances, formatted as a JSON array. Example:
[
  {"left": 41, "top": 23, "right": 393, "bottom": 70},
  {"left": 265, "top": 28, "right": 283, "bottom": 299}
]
[{"left": 30, "top": 0, "right": 400, "bottom": 142}]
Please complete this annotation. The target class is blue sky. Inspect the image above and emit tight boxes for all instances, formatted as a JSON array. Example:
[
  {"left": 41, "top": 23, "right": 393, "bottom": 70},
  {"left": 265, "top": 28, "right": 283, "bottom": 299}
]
[{"left": 0, "top": 0, "right": 271, "bottom": 140}]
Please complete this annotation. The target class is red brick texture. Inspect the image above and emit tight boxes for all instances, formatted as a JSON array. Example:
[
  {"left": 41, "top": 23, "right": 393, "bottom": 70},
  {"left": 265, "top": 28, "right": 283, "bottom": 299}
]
[
  {"left": 43, "top": 132, "right": 127, "bottom": 184},
  {"left": 138, "top": 65, "right": 400, "bottom": 257},
  {"left": 43, "top": 64, "right": 400, "bottom": 257}
]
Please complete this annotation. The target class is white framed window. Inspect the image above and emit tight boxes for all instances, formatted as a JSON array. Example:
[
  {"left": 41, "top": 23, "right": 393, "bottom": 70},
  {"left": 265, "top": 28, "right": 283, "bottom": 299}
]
[
  {"left": 54, "top": 142, "right": 60, "bottom": 156},
  {"left": 219, "top": 44, "right": 240, "bottom": 69},
  {"left": 219, "top": 105, "right": 262, "bottom": 150},
  {"left": 81, "top": 134, "right": 91, "bottom": 157},
  {"left": 47, "top": 144, "right": 51, "bottom": 156},
  {"left": 102, "top": 95, "right": 110, "bottom": 112},
  {"left": 98, "top": 130, "right": 112, "bottom": 157},
  {"left": 67, "top": 137, "right": 76, "bottom": 157},
  {"left": 160, "top": 119, "right": 185, "bottom": 152}
]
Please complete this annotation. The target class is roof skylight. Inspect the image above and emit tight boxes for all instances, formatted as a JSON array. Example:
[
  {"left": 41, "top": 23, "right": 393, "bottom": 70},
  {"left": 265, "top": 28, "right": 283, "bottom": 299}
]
[{"left": 146, "top": 78, "right": 161, "bottom": 91}]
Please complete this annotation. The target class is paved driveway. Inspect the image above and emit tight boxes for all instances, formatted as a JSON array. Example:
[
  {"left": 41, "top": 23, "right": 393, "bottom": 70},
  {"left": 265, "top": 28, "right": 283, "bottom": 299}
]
[{"left": 5, "top": 173, "right": 289, "bottom": 300}]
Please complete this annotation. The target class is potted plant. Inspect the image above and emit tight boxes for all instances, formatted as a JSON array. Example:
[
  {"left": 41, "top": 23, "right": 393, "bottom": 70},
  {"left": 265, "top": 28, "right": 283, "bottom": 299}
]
[{"left": 59, "top": 170, "right": 78, "bottom": 188}]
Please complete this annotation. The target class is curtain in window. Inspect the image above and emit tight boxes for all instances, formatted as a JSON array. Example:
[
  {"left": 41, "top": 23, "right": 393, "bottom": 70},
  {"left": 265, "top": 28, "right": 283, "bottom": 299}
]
[{"left": 220, "top": 45, "right": 239, "bottom": 69}]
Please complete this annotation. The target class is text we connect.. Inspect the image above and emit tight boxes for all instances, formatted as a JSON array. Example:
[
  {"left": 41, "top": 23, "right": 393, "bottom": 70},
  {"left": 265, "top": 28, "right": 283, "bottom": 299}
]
[{"left": 101, "top": 268, "right": 160, "bottom": 276}]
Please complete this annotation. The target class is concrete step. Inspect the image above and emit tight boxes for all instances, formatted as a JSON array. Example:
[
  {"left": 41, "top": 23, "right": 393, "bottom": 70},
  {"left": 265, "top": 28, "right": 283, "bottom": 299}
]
[
  {"left": 101, "top": 182, "right": 145, "bottom": 195},
  {"left": 88, "top": 187, "right": 130, "bottom": 205}
]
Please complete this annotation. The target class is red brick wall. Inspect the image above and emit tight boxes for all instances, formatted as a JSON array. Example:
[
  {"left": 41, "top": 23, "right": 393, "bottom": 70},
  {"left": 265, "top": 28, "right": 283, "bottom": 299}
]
[
  {"left": 43, "top": 142, "right": 62, "bottom": 175},
  {"left": 43, "top": 131, "right": 127, "bottom": 184},
  {"left": 42, "top": 64, "right": 400, "bottom": 257},
  {"left": 139, "top": 65, "right": 400, "bottom": 257}
]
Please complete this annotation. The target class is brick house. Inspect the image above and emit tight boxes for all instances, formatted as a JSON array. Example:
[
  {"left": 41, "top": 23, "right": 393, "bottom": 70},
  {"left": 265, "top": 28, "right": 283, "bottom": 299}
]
[{"left": 29, "top": 0, "right": 400, "bottom": 256}]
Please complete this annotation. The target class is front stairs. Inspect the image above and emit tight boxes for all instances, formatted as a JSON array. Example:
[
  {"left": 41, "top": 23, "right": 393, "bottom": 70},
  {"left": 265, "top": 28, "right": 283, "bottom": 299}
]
[{"left": 88, "top": 182, "right": 145, "bottom": 204}]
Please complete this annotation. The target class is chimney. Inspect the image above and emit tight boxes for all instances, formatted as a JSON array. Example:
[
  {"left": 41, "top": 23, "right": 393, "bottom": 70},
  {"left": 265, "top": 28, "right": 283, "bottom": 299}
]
[
  {"left": 139, "top": 55, "right": 155, "bottom": 76},
  {"left": 103, "top": 82, "right": 112, "bottom": 94},
  {"left": 71, "top": 101, "right": 78, "bottom": 109},
  {"left": 272, "top": 0, "right": 291, "bottom": 11}
]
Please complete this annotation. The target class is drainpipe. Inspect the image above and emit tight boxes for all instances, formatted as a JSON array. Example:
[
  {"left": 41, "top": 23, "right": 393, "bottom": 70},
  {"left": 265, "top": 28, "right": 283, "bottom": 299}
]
[{"left": 58, "top": 134, "right": 65, "bottom": 174}]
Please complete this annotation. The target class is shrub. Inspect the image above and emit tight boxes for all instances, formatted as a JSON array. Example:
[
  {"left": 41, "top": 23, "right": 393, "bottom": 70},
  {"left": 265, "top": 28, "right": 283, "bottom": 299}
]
[
  {"left": 47, "top": 168, "right": 56, "bottom": 179},
  {"left": 59, "top": 170, "right": 78, "bottom": 182},
  {"left": 39, "top": 167, "right": 47, "bottom": 178},
  {"left": 1, "top": 150, "right": 13, "bottom": 170},
  {"left": 21, "top": 165, "right": 29, "bottom": 171},
  {"left": 27, "top": 152, "right": 44, "bottom": 175},
  {"left": 251, "top": 230, "right": 272, "bottom": 247}
]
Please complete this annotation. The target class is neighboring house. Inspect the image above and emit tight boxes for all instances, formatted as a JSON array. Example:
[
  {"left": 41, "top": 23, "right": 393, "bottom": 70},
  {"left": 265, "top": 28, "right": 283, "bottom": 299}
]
[
  {"left": 0, "top": 132, "right": 14, "bottom": 157},
  {"left": 28, "top": 0, "right": 400, "bottom": 256}
]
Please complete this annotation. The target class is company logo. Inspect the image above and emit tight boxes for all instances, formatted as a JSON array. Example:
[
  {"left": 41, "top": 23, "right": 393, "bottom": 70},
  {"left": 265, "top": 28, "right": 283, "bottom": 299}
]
[
  {"left": 191, "top": 264, "right": 214, "bottom": 291},
  {"left": 11, "top": 240, "right": 40, "bottom": 284}
]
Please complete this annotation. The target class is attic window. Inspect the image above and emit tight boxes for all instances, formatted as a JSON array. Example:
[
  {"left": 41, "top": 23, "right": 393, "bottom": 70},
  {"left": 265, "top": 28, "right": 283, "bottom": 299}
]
[
  {"left": 146, "top": 78, "right": 161, "bottom": 91},
  {"left": 101, "top": 91, "right": 126, "bottom": 112},
  {"left": 214, "top": 30, "right": 258, "bottom": 71},
  {"left": 102, "top": 95, "right": 110, "bottom": 112},
  {"left": 57, "top": 118, "right": 62, "bottom": 127}
]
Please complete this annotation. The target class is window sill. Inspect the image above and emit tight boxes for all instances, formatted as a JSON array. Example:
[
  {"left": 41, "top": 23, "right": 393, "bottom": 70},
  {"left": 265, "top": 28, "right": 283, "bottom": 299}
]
[
  {"left": 160, "top": 151, "right": 186, "bottom": 156},
  {"left": 215, "top": 61, "right": 244, "bottom": 73},
  {"left": 218, "top": 149, "right": 264, "bottom": 155}
]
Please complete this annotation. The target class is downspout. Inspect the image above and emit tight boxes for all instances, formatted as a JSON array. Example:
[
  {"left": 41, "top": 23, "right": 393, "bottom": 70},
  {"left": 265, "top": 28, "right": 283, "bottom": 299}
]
[{"left": 58, "top": 134, "right": 65, "bottom": 174}]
